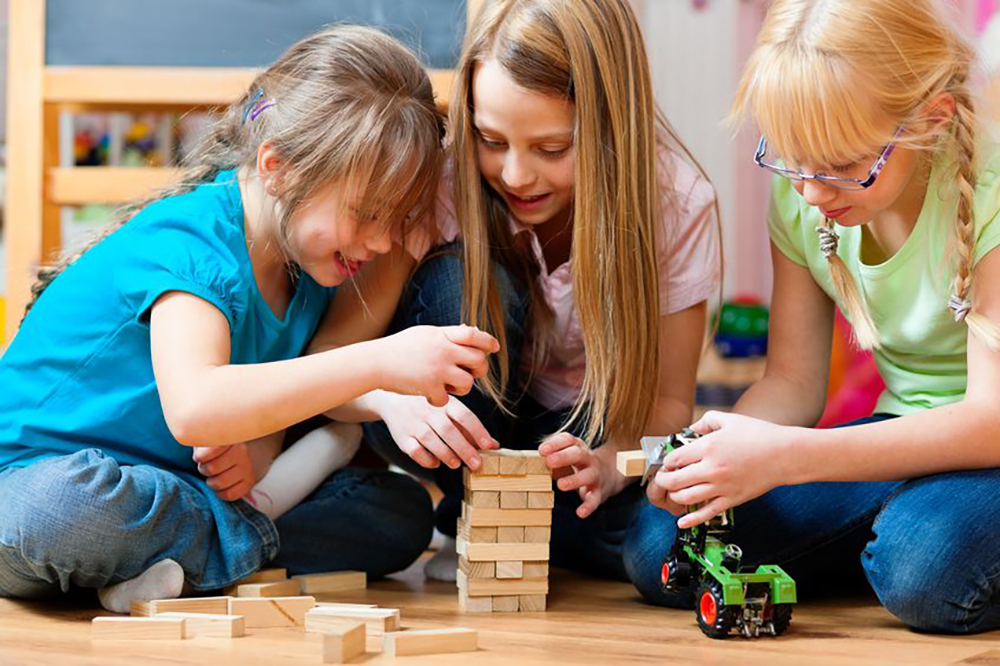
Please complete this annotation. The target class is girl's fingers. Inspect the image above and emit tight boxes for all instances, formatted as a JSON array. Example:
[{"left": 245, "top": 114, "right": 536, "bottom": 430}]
[
  {"left": 577, "top": 489, "right": 602, "bottom": 519},
  {"left": 662, "top": 439, "right": 704, "bottom": 470},
  {"left": 542, "top": 444, "right": 585, "bottom": 470},
  {"left": 677, "top": 497, "right": 730, "bottom": 529},
  {"left": 655, "top": 461, "right": 709, "bottom": 492},
  {"left": 668, "top": 482, "right": 715, "bottom": 507},
  {"left": 192, "top": 445, "right": 229, "bottom": 464},
  {"left": 217, "top": 479, "right": 254, "bottom": 502},
  {"left": 538, "top": 433, "right": 580, "bottom": 456},
  {"left": 206, "top": 465, "right": 249, "bottom": 493},
  {"left": 443, "top": 325, "right": 500, "bottom": 353},
  {"left": 400, "top": 436, "right": 440, "bottom": 469},
  {"left": 446, "top": 401, "right": 497, "bottom": 451},
  {"left": 445, "top": 368, "right": 475, "bottom": 396},
  {"left": 429, "top": 413, "right": 481, "bottom": 470},
  {"left": 556, "top": 466, "right": 598, "bottom": 494},
  {"left": 416, "top": 428, "right": 462, "bottom": 469}
]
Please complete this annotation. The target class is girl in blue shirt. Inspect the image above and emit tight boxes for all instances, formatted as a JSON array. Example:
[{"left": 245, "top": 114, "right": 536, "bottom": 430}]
[{"left": 0, "top": 25, "right": 497, "bottom": 612}]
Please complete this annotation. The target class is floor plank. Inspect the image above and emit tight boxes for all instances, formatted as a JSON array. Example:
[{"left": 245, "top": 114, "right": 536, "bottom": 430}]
[{"left": 1, "top": 556, "right": 997, "bottom": 665}]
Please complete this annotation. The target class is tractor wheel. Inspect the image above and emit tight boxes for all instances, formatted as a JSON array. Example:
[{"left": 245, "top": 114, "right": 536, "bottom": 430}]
[
  {"left": 695, "top": 579, "right": 738, "bottom": 639},
  {"left": 770, "top": 603, "right": 793, "bottom": 636},
  {"left": 660, "top": 552, "right": 692, "bottom": 594}
]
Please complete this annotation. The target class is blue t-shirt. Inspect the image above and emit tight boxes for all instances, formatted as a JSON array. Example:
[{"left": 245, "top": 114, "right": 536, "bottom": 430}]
[{"left": 0, "top": 170, "right": 335, "bottom": 474}]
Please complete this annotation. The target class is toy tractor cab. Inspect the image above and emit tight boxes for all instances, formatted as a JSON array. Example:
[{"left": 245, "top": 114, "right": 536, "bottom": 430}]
[{"left": 622, "top": 430, "right": 796, "bottom": 639}]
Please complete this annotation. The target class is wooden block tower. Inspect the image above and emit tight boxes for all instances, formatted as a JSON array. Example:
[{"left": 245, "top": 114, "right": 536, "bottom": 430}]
[{"left": 456, "top": 449, "right": 554, "bottom": 613}]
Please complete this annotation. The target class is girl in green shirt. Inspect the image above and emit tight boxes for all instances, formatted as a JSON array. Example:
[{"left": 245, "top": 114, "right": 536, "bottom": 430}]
[{"left": 627, "top": 0, "right": 1000, "bottom": 634}]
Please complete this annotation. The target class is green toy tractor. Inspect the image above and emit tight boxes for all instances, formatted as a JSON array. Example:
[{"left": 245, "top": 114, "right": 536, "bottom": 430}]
[{"left": 635, "top": 430, "right": 796, "bottom": 638}]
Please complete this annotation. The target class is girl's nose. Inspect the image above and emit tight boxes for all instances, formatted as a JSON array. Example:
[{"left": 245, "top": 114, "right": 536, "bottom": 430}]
[
  {"left": 799, "top": 179, "right": 838, "bottom": 207},
  {"left": 501, "top": 153, "right": 537, "bottom": 191}
]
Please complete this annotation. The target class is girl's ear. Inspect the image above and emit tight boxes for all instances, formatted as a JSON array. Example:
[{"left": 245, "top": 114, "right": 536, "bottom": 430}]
[
  {"left": 255, "top": 141, "right": 283, "bottom": 195},
  {"left": 922, "top": 92, "right": 957, "bottom": 133}
]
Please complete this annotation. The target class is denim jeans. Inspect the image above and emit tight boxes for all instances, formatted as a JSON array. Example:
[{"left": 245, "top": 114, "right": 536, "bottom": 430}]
[
  {"left": 0, "top": 448, "right": 433, "bottom": 600},
  {"left": 623, "top": 414, "right": 1000, "bottom": 634},
  {"left": 364, "top": 245, "right": 642, "bottom": 581}
]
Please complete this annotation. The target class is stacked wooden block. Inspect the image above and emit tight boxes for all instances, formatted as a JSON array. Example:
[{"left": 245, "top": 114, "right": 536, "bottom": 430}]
[{"left": 457, "top": 449, "right": 554, "bottom": 613}]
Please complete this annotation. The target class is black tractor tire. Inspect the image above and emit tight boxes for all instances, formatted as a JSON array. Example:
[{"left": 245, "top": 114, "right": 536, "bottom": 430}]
[
  {"left": 660, "top": 552, "right": 692, "bottom": 594},
  {"left": 695, "top": 579, "right": 738, "bottom": 639},
  {"left": 770, "top": 603, "right": 793, "bottom": 636}
]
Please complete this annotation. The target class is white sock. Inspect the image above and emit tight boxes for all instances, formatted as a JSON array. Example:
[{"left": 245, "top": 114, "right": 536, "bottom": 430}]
[
  {"left": 423, "top": 536, "right": 457, "bottom": 582},
  {"left": 97, "top": 558, "right": 184, "bottom": 614},
  {"left": 246, "top": 421, "right": 362, "bottom": 521}
]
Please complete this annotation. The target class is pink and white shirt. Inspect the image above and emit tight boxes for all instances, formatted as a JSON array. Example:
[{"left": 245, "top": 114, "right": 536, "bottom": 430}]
[{"left": 405, "top": 148, "right": 721, "bottom": 411}]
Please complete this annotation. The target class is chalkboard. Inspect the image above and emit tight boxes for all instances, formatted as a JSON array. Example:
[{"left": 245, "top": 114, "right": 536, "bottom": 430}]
[{"left": 45, "top": 0, "right": 468, "bottom": 70}]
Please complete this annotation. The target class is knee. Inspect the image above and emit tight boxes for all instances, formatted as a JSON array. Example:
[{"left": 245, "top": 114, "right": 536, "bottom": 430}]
[
  {"left": 623, "top": 502, "right": 691, "bottom": 609},
  {"left": 864, "top": 509, "right": 989, "bottom": 634}
]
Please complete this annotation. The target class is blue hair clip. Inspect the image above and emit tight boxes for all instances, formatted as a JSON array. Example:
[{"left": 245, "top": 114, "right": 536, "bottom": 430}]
[{"left": 242, "top": 89, "right": 275, "bottom": 124}]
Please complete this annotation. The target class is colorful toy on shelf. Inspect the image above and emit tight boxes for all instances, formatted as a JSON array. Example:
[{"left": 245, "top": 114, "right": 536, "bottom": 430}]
[
  {"left": 714, "top": 296, "right": 769, "bottom": 358},
  {"left": 619, "top": 431, "right": 796, "bottom": 639}
]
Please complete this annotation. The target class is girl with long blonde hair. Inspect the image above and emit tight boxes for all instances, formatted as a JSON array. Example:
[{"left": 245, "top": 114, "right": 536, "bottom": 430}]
[
  {"left": 359, "top": 0, "right": 721, "bottom": 581},
  {"left": 630, "top": 0, "right": 1000, "bottom": 633}
]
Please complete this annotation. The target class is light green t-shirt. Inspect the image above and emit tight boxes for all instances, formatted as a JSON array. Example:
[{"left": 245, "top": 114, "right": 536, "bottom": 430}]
[{"left": 768, "top": 149, "right": 1000, "bottom": 415}]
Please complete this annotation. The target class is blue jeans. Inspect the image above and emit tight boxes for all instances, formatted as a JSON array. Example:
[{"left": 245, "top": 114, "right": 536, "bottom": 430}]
[
  {"left": 0, "top": 448, "right": 433, "bottom": 600},
  {"left": 623, "top": 414, "right": 1000, "bottom": 634},
  {"left": 364, "top": 245, "right": 642, "bottom": 581}
]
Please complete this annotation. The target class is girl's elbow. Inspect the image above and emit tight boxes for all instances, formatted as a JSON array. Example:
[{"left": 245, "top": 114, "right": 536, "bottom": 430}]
[{"left": 162, "top": 399, "right": 215, "bottom": 447}]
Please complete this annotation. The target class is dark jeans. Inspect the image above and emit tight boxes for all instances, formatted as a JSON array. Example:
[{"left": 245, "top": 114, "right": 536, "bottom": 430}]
[
  {"left": 364, "top": 245, "right": 642, "bottom": 581},
  {"left": 623, "top": 414, "right": 1000, "bottom": 634}
]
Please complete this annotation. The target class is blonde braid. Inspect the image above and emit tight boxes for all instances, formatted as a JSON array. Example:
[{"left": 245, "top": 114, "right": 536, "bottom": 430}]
[
  {"left": 949, "top": 87, "right": 1000, "bottom": 350},
  {"left": 818, "top": 217, "right": 880, "bottom": 349}
]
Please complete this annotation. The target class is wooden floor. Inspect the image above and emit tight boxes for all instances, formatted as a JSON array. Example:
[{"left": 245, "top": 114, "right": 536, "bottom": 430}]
[{"left": 2, "top": 554, "right": 999, "bottom": 666}]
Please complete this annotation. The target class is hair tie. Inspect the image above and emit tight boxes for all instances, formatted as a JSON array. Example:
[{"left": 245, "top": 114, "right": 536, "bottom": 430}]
[
  {"left": 948, "top": 294, "right": 972, "bottom": 322},
  {"left": 242, "top": 89, "right": 276, "bottom": 124},
  {"left": 816, "top": 223, "right": 840, "bottom": 259}
]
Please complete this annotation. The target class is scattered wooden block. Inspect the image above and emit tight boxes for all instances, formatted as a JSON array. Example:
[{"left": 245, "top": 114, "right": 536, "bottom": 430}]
[
  {"left": 497, "top": 526, "right": 525, "bottom": 543},
  {"left": 235, "top": 579, "right": 302, "bottom": 598},
  {"left": 158, "top": 612, "right": 244, "bottom": 638},
  {"left": 315, "top": 602, "right": 378, "bottom": 609},
  {"left": 522, "top": 561, "right": 550, "bottom": 578},
  {"left": 383, "top": 628, "right": 478, "bottom": 656},
  {"left": 458, "top": 556, "right": 496, "bottom": 579},
  {"left": 527, "top": 491, "right": 555, "bottom": 509},
  {"left": 131, "top": 596, "right": 230, "bottom": 617},
  {"left": 321, "top": 621, "right": 366, "bottom": 664},
  {"left": 496, "top": 561, "right": 523, "bottom": 579},
  {"left": 524, "top": 526, "right": 551, "bottom": 543},
  {"left": 466, "top": 490, "right": 500, "bottom": 509},
  {"left": 519, "top": 594, "right": 547, "bottom": 612},
  {"left": 458, "top": 588, "right": 493, "bottom": 613},
  {"left": 292, "top": 571, "right": 366, "bottom": 594},
  {"left": 457, "top": 570, "right": 548, "bottom": 596},
  {"left": 234, "top": 568, "right": 287, "bottom": 585},
  {"left": 491, "top": 595, "right": 519, "bottom": 612},
  {"left": 500, "top": 491, "right": 528, "bottom": 509},
  {"left": 307, "top": 607, "right": 400, "bottom": 633},
  {"left": 459, "top": 540, "right": 549, "bottom": 562},
  {"left": 228, "top": 596, "right": 316, "bottom": 628},
  {"left": 92, "top": 617, "right": 184, "bottom": 640},
  {"left": 462, "top": 506, "right": 552, "bottom": 527},
  {"left": 616, "top": 450, "right": 646, "bottom": 477}
]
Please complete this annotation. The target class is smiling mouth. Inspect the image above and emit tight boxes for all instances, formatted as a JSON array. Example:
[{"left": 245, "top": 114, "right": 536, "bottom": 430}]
[
  {"left": 335, "top": 252, "right": 363, "bottom": 276},
  {"left": 506, "top": 191, "right": 551, "bottom": 207}
]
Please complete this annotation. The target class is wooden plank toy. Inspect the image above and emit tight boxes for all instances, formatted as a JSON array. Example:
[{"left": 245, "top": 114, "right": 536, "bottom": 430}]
[
  {"left": 131, "top": 596, "right": 230, "bottom": 617},
  {"left": 234, "top": 579, "right": 302, "bottom": 598},
  {"left": 228, "top": 596, "right": 316, "bottom": 628},
  {"left": 382, "top": 628, "right": 478, "bottom": 656},
  {"left": 92, "top": 616, "right": 184, "bottom": 640},
  {"left": 158, "top": 612, "right": 244, "bottom": 638},
  {"left": 321, "top": 621, "right": 366, "bottom": 664},
  {"left": 291, "top": 571, "right": 367, "bottom": 594}
]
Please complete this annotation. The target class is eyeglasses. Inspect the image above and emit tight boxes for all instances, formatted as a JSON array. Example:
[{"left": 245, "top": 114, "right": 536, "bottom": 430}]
[{"left": 753, "top": 127, "right": 904, "bottom": 191}]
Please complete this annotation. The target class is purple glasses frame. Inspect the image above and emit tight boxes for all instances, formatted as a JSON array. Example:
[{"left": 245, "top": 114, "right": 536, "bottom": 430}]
[{"left": 753, "top": 127, "right": 904, "bottom": 191}]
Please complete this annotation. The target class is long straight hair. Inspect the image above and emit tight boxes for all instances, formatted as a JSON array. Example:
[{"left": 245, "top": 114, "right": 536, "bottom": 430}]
[
  {"left": 26, "top": 25, "right": 444, "bottom": 317},
  {"left": 451, "top": 0, "right": 720, "bottom": 445},
  {"left": 731, "top": 0, "right": 1000, "bottom": 350}
]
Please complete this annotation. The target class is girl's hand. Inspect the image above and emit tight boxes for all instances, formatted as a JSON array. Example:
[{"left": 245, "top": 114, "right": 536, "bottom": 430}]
[
  {"left": 538, "top": 433, "right": 627, "bottom": 519},
  {"left": 376, "top": 393, "right": 499, "bottom": 470},
  {"left": 378, "top": 325, "right": 499, "bottom": 407},
  {"left": 651, "top": 411, "right": 797, "bottom": 529},
  {"left": 193, "top": 431, "right": 284, "bottom": 501}
]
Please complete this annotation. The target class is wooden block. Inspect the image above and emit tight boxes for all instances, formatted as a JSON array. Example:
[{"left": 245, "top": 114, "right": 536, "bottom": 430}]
[
  {"left": 457, "top": 517, "right": 498, "bottom": 543},
  {"left": 235, "top": 579, "right": 302, "bottom": 598},
  {"left": 464, "top": 472, "right": 552, "bottom": 492},
  {"left": 458, "top": 556, "right": 496, "bottom": 579},
  {"left": 496, "top": 561, "right": 523, "bottom": 579},
  {"left": 472, "top": 452, "right": 501, "bottom": 476},
  {"left": 457, "top": 570, "right": 549, "bottom": 596},
  {"left": 498, "top": 451, "right": 528, "bottom": 475},
  {"left": 462, "top": 506, "right": 552, "bottom": 527},
  {"left": 519, "top": 594, "right": 547, "bottom": 612},
  {"left": 291, "top": 571, "right": 366, "bottom": 594},
  {"left": 466, "top": 490, "right": 500, "bottom": 508},
  {"left": 228, "top": 596, "right": 316, "bottom": 628},
  {"left": 158, "top": 613, "right": 245, "bottom": 638},
  {"left": 459, "top": 539, "right": 549, "bottom": 562},
  {"left": 524, "top": 526, "right": 552, "bottom": 543},
  {"left": 521, "top": 452, "right": 550, "bottom": 476},
  {"left": 131, "top": 596, "right": 231, "bottom": 617},
  {"left": 234, "top": 568, "right": 287, "bottom": 585},
  {"left": 491, "top": 595, "right": 519, "bottom": 612},
  {"left": 322, "top": 621, "right": 366, "bottom": 664},
  {"left": 616, "top": 450, "right": 646, "bottom": 477},
  {"left": 527, "top": 491, "right": 555, "bottom": 509},
  {"left": 497, "top": 526, "right": 524, "bottom": 543},
  {"left": 383, "top": 628, "right": 478, "bottom": 656},
  {"left": 522, "top": 561, "right": 550, "bottom": 578},
  {"left": 307, "top": 607, "right": 400, "bottom": 634},
  {"left": 92, "top": 617, "right": 184, "bottom": 640},
  {"left": 315, "top": 602, "right": 378, "bottom": 609},
  {"left": 500, "top": 491, "right": 528, "bottom": 509},
  {"left": 458, "top": 588, "right": 493, "bottom": 613}
]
